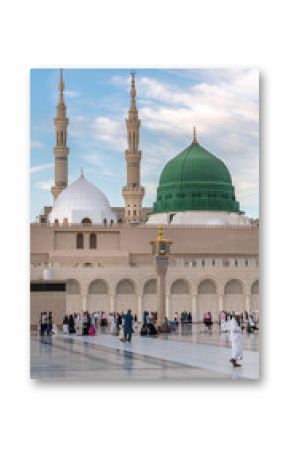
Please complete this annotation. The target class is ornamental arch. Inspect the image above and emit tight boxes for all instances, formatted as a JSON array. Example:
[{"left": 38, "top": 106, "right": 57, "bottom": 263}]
[
  {"left": 66, "top": 279, "right": 82, "bottom": 314},
  {"left": 143, "top": 279, "right": 157, "bottom": 314},
  {"left": 66, "top": 279, "right": 81, "bottom": 294},
  {"left": 89, "top": 279, "right": 109, "bottom": 295},
  {"left": 223, "top": 279, "right": 245, "bottom": 314},
  {"left": 88, "top": 279, "right": 110, "bottom": 313},
  {"left": 197, "top": 278, "right": 219, "bottom": 321},
  {"left": 115, "top": 279, "right": 137, "bottom": 315},
  {"left": 169, "top": 279, "right": 191, "bottom": 319},
  {"left": 250, "top": 280, "right": 259, "bottom": 312}
]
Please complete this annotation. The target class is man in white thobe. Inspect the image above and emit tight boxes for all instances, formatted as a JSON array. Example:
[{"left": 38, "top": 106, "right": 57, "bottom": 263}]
[{"left": 229, "top": 313, "right": 243, "bottom": 367}]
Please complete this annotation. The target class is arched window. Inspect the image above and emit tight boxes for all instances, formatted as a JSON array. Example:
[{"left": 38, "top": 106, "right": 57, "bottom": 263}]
[
  {"left": 90, "top": 233, "right": 97, "bottom": 249},
  {"left": 116, "top": 279, "right": 135, "bottom": 294},
  {"left": 66, "top": 279, "right": 81, "bottom": 294},
  {"left": 143, "top": 279, "right": 157, "bottom": 295},
  {"left": 89, "top": 279, "right": 108, "bottom": 295},
  {"left": 251, "top": 280, "right": 259, "bottom": 294},
  {"left": 171, "top": 279, "right": 189, "bottom": 294},
  {"left": 224, "top": 279, "right": 243, "bottom": 294},
  {"left": 198, "top": 279, "right": 217, "bottom": 294},
  {"left": 76, "top": 233, "right": 84, "bottom": 249}
]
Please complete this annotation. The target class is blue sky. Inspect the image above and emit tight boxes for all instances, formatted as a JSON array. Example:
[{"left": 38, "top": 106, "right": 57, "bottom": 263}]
[{"left": 30, "top": 68, "right": 259, "bottom": 221}]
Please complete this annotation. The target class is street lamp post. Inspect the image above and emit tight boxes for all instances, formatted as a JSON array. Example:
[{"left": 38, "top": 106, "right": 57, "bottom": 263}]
[{"left": 150, "top": 225, "right": 172, "bottom": 333}]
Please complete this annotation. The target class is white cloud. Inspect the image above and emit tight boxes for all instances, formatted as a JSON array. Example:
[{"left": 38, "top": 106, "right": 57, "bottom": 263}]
[
  {"left": 30, "top": 163, "right": 53, "bottom": 174},
  {"left": 36, "top": 179, "right": 54, "bottom": 191},
  {"left": 65, "top": 90, "right": 81, "bottom": 98},
  {"left": 92, "top": 116, "right": 126, "bottom": 148},
  {"left": 137, "top": 72, "right": 258, "bottom": 139},
  {"left": 83, "top": 152, "right": 117, "bottom": 177},
  {"left": 31, "top": 141, "right": 44, "bottom": 150}
]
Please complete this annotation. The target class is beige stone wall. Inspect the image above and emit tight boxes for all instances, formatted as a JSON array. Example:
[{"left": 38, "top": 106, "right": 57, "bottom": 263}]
[
  {"left": 31, "top": 292, "right": 66, "bottom": 326},
  {"left": 87, "top": 294, "right": 110, "bottom": 313},
  {"left": 143, "top": 294, "right": 157, "bottom": 313},
  {"left": 169, "top": 294, "right": 192, "bottom": 318},
  {"left": 197, "top": 294, "right": 219, "bottom": 321},
  {"left": 223, "top": 294, "right": 246, "bottom": 313},
  {"left": 30, "top": 222, "right": 259, "bottom": 323},
  {"left": 66, "top": 294, "right": 82, "bottom": 314},
  {"left": 114, "top": 294, "right": 138, "bottom": 315},
  {"left": 250, "top": 294, "right": 259, "bottom": 312},
  {"left": 31, "top": 223, "right": 258, "bottom": 258}
]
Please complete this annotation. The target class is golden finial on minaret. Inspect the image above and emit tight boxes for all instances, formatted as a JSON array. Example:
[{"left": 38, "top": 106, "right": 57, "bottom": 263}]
[{"left": 193, "top": 126, "right": 198, "bottom": 144}]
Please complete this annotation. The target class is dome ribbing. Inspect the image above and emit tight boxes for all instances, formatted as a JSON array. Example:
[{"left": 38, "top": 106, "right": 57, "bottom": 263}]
[{"left": 153, "top": 140, "right": 240, "bottom": 213}]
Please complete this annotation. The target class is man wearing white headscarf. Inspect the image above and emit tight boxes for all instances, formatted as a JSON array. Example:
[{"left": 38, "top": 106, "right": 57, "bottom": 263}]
[{"left": 229, "top": 313, "right": 243, "bottom": 367}]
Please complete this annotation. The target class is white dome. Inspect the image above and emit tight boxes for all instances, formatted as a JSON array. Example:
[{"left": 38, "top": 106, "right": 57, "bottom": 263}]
[
  {"left": 147, "top": 211, "right": 252, "bottom": 226},
  {"left": 48, "top": 175, "right": 116, "bottom": 224}
]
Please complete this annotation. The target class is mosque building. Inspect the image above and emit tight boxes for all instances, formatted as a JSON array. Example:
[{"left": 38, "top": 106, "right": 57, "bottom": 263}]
[{"left": 30, "top": 70, "right": 259, "bottom": 327}]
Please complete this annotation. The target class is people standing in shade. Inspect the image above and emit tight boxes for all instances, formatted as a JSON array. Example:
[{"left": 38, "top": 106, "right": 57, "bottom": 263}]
[
  {"left": 68, "top": 314, "right": 75, "bottom": 334},
  {"left": 63, "top": 314, "right": 69, "bottom": 334},
  {"left": 47, "top": 312, "right": 53, "bottom": 335},
  {"left": 40, "top": 312, "right": 47, "bottom": 336},
  {"left": 82, "top": 312, "right": 89, "bottom": 335},
  {"left": 123, "top": 309, "right": 134, "bottom": 342},
  {"left": 203, "top": 311, "right": 213, "bottom": 332}
]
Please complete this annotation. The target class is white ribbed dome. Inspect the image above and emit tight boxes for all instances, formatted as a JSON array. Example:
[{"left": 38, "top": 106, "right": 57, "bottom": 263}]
[{"left": 48, "top": 175, "right": 116, "bottom": 224}]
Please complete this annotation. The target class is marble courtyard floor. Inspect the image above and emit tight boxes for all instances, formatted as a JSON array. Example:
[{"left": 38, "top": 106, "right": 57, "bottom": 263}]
[{"left": 30, "top": 324, "right": 259, "bottom": 381}]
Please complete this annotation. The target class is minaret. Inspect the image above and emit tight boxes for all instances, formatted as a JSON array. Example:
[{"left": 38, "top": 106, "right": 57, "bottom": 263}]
[
  {"left": 51, "top": 69, "right": 69, "bottom": 200},
  {"left": 122, "top": 72, "right": 144, "bottom": 222}
]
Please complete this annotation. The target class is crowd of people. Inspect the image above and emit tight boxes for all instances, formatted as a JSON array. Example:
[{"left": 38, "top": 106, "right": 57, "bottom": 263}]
[
  {"left": 39, "top": 311, "right": 55, "bottom": 336},
  {"left": 38, "top": 308, "right": 259, "bottom": 366},
  {"left": 38, "top": 310, "right": 138, "bottom": 341},
  {"left": 219, "top": 310, "right": 259, "bottom": 334}
]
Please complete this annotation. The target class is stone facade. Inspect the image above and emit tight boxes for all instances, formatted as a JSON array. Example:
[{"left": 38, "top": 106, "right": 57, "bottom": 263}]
[{"left": 30, "top": 222, "right": 259, "bottom": 325}]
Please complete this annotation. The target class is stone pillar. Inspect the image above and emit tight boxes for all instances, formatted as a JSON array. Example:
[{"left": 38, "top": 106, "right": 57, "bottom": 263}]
[
  {"left": 219, "top": 295, "right": 223, "bottom": 312},
  {"left": 165, "top": 295, "right": 170, "bottom": 319},
  {"left": 157, "top": 260, "right": 167, "bottom": 326},
  {"left": 110, "top": 295, "right": 115, "bottom": 313},
  {"left": 82, "top": 294, "right": 87, "bottom": 312},
  {"left": 245, "top": 294, "right": 250, "bottom": 312},
  {"left": 192, "top": 294, "right": 197, "bottom": 322},
  {"left": 138, "top": 295, "right": 142, "bottom": 322}
]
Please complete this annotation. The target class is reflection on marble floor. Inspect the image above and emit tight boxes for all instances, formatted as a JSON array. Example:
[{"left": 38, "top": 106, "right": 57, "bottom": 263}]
[{"left": 30, "top": 324, "right": 259, "bottom": 381}]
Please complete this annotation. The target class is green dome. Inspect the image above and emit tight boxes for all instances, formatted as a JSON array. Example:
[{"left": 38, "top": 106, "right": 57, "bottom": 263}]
[{"left": 153, "top": 139, "right": 240, "bottom": 213}]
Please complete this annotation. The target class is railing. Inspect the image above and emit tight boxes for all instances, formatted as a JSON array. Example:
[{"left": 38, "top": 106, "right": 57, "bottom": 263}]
[{"left": 31, "top": 222, "right": 258, "bottom": 230}]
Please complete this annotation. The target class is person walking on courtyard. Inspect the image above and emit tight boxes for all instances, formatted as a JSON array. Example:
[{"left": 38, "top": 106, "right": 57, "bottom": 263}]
[
  {"left": 123, "top": 309, "right": 134, "bottom": 342},
  {"left": 68, "top": 314, "right": 75, "bottom": 334},
  {"left": 47, "top": 312, "right": 53, "bottom": 335},
  {"left": 229, "top": 313, "right": 243, "bottom": 367},
  {"left": 63, "top": 314, "right": 69, "bottom": 334}
]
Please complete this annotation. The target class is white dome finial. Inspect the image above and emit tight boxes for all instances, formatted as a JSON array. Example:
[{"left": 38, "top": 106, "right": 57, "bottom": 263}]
[{"left": 80, "top": 168, "right": 84, "bottom": 178}]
